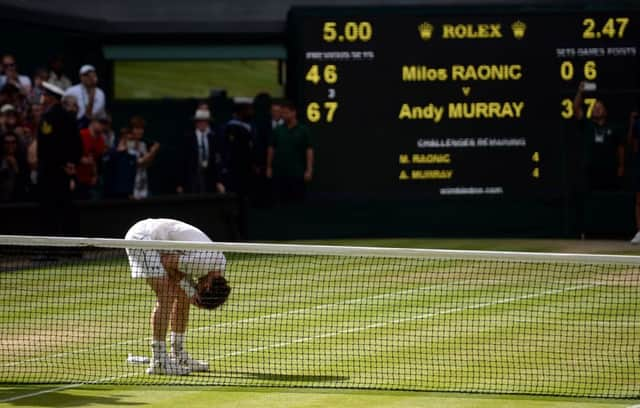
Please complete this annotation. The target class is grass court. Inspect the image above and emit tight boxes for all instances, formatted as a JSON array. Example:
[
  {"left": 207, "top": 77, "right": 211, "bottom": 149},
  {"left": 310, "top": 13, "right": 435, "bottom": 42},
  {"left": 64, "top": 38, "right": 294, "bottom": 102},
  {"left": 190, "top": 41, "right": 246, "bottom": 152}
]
[{"left": 1, "top": 238, "right": 639, "bottom": 407}]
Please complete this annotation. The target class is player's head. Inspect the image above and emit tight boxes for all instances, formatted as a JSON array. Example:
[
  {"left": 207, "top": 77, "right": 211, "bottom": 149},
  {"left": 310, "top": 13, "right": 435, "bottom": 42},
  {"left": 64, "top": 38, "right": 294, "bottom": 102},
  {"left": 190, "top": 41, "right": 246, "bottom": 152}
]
[{"left": 195, "top": 273, "right": 231, "bottom": 310}]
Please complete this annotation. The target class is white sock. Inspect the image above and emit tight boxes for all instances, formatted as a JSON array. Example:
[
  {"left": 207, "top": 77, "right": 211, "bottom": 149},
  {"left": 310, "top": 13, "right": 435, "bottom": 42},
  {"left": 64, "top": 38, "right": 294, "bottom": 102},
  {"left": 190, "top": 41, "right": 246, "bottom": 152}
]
[
  {"left": 170, "top": 332, "right": 186, "bottom": 357},
  {"left": 151, "top": 340, "right": 167, "bottom": 362}
]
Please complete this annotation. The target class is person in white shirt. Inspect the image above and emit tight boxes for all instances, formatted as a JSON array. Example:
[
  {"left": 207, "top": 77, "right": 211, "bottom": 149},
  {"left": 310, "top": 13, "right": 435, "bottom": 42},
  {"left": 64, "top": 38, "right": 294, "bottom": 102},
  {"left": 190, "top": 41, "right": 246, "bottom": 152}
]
[
  {"left": 63, "top": 64, "right": 106, "bottom": 123},
  {"left": 0, "top": 54, "right": 32, "bottom": 94},
  {"left": 125, "top": 218, "right": 231, "bottom": 375}
]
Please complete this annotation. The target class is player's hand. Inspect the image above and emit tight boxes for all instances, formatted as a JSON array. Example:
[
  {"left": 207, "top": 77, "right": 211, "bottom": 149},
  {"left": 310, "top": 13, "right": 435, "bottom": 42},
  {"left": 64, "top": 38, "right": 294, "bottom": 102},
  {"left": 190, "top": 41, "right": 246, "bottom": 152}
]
[
  {"left": 190, "top": 293, "right": 202, "bottom": 307},
  {"left": 304, "top": 169, "right": 313, "bottom": 182},
  {"left": 176, "top": 186, "right": 184, "bottom": 194},
  {"left": 265, "top": 167, "right": 273, "bottom": 179},
  {"left": 618, "top": 166, "right": 624, "bottom": 178},
  {"left": 160, "top": 253, "right": 180, "bottom": 277},
  {"left": 216, "top": 182, "right": 226, "bottom": 193}
]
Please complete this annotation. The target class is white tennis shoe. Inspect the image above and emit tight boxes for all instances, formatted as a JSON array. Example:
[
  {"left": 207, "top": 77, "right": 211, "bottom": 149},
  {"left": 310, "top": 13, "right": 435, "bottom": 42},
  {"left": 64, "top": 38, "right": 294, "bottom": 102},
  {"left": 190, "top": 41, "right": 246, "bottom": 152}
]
[
  {"left": 173, "top": 352, "right": 210, "bottom": 372},
  {"left": 146, "top": 358, "right": 191, "bottom": 375},
  {"left": 631, "top": 231, "right": 640, "bottom": 244}
]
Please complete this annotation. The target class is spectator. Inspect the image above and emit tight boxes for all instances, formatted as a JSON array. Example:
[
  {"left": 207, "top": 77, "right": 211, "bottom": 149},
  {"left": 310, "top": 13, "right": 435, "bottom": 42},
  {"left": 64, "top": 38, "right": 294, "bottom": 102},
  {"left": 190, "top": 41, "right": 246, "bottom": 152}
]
[
  {"left": 100, "top": 113, "right": 116, "bottom": 149},
  {"left": 64, "top": 64, "right": 106, "bottom": 126},
  {"left": 0, "top": 103, "right": 15, "bottom": 133},
  {"left": 0, "top": 82, "right": 29, "bottom": 116},
  {"left": 0, "top": 104, "right": 28, "bottom": 147},
  {"left": 103, "top": 127, "right": 138, "bottom": 199},
  {"left": 0, "top": 54, "right": 32, "bottom": 95},
  {"left": 271, "top": 99, "right": 284, "bottom": 129},
  {"left": 25, "top": 102, "right": 43, "bottom": 136},
  {"left": 573, "top": 81, "right": 624, "bottom": 191},
  {"left": 37, "top": 82, "right": 82, "bottom": 234},
  {"left": 197, "top": 101, "right": 210, "bottom": 112},
  {"left": 48, "top": 55, "right": 72, "bottom": 91},
  {"left": 61, "top": 94, "right": 79, "bottom": 116},
  {"left": 128, "top": 115, "right": 159, "bottom": 199},
  {"left": 250, "top": 93, "right": 273, "bottom": 208},
  {"left": 177, "top": 109, "right": 223, "bottom": 194},
  {"left": 26, "top": 127, "right": 38, "bottom": 196},
  {"left": 76, "top": 119, "right": 106, "bottom": 200},
  {"left": 221, "top": 99, "right": 255, "bottom": 239},
  {"left": 266, "top": 100, "right": 314, "bottom": 204},
  {"left": 221, "top": 99, "right": 254, "bottom": 194},
  {"left": 0, "top": 131, "right": 23, "bottom": 201},
  {"left": 29, "top": 68, "right": 49, "bottom": 105}
]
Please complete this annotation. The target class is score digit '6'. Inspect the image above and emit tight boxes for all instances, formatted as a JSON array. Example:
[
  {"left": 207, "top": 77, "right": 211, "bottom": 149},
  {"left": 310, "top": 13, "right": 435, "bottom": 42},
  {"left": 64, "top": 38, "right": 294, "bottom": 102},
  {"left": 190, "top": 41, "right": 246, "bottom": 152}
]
[{"left": 307, "top": 102, "right": 339, "bottom": 123}]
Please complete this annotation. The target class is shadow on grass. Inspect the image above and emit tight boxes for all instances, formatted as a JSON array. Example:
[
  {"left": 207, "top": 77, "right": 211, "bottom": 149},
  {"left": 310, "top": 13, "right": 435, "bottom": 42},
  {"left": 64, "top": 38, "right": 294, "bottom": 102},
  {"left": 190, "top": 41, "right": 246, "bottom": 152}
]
[
  {"left": 198, "top": 371, "right": 350, "bottom": 383},
  {"left": 0, "top": 386, "right": 144, "bottom": 407}
]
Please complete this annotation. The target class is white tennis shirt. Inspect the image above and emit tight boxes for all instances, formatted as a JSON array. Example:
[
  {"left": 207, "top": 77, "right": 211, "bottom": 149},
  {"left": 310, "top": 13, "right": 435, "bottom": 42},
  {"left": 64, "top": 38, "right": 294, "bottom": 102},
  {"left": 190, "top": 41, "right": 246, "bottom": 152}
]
[{"left": 125, "top": 218, "right": 226, "bottom": 279}]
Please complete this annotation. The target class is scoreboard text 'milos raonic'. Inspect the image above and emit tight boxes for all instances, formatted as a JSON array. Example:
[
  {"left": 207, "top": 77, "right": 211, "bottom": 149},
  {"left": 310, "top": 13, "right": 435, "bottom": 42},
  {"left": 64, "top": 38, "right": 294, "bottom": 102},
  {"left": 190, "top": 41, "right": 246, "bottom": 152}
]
[{"left": 287, "top": 7, "right": 639, "bottom": 196}]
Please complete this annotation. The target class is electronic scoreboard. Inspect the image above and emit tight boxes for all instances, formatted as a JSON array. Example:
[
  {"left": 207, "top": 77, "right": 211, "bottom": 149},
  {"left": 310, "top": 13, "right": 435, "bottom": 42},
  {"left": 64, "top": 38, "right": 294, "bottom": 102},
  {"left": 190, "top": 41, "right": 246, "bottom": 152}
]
[{"left": 287, "top": 6, "right": 639, "bottom": 196}]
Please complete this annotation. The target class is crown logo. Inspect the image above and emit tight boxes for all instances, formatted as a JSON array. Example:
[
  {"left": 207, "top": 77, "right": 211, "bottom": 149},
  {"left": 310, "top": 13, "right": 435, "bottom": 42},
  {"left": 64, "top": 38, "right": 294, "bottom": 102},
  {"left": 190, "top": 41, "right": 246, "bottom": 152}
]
[
  {"left": 418, "top": 22, "right": 434, "bottom": 41},
  {"left": 511, "top": 20, "right": 526, "bottom": 39}
]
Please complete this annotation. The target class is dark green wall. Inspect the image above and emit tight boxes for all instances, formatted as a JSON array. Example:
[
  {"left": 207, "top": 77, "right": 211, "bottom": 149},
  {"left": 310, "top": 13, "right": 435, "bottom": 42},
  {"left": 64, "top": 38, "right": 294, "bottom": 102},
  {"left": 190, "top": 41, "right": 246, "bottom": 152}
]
[
  {"left": 248, "top": 192, "right": 636, "bottom": 240},
  {"left": 0, "top": 194, "right": 240, "bottom": 240}
]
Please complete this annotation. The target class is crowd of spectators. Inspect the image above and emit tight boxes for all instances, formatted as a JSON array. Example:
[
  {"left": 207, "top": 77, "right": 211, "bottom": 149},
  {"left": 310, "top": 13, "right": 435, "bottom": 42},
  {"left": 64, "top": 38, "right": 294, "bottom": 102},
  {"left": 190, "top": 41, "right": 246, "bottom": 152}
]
[
  {"left": 0, "top": 54, "right": 115, "bottom": 203},
  {"left": 0, "top": 53, "right": 315, "bottom": 211},
  {"left": 176, "top": 96, "right": 314, "bottom": 212}
]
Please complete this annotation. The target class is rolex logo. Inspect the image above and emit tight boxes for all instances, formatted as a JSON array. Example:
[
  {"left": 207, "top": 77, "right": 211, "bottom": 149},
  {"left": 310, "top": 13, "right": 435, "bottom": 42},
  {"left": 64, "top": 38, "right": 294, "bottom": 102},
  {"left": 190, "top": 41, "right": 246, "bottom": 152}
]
[
  {"left": 511, "top": 20, "right": 526, "bottom": 39},
  {"left": 418, "top": 22, "right": 434, "bottom": 41}
]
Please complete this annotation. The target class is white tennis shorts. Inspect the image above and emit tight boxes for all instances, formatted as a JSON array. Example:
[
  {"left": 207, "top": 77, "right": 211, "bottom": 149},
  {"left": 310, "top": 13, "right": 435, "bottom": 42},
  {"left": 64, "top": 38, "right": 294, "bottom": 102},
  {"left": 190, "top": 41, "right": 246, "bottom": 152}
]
[
  {"left": 125, "top": 228, "right": 165, "bottom": 279},
  {"left": 125, "top": 225, "right": 227, "bottom": 279}
]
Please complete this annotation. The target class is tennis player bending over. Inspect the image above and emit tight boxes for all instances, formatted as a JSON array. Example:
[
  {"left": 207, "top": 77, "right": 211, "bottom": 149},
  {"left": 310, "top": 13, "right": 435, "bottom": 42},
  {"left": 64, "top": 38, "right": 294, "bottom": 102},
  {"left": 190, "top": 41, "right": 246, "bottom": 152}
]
[{"left": 125, "top": 218, "right": 231, "bottom": 375}]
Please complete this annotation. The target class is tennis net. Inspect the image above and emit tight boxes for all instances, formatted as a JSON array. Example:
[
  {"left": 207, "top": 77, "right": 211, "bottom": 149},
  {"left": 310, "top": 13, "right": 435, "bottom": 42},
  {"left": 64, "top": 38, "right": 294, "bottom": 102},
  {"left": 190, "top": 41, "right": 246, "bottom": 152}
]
[{"left": 0, "top": 235, "right": 639, "bottom": 397}]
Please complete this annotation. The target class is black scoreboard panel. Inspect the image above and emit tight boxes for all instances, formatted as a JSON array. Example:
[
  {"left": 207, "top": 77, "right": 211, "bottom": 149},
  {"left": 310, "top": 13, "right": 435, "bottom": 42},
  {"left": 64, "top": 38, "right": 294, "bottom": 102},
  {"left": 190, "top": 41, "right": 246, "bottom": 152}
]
[{"left": 287, "top": 7, "right": 639, "bottom": 196}]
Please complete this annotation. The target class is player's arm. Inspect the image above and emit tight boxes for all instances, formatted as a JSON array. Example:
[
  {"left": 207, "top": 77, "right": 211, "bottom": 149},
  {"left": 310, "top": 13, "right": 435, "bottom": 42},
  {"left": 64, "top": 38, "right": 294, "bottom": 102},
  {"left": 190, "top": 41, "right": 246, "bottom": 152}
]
[{"left": 159, "top": 252, "right": 199, "bottom": 301}]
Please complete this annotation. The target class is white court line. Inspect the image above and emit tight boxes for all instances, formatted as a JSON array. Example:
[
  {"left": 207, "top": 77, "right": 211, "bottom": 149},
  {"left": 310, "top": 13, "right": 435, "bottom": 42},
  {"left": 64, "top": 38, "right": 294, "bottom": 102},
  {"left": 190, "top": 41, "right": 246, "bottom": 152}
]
[
  {"left": 0, "top": 373, "right": 138, "bottom": 403},
  {"left": 0, "top": 282, "right": 600, "bottom": 403},
  {"left": 0, "top": 384, "right": 82, "bottom": 403},
  {"left": 2, "top": 280, "right": 474, "bottom": 368},
  {"left": 214, "top": 283, "right": 600, "bottom": 358}
]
